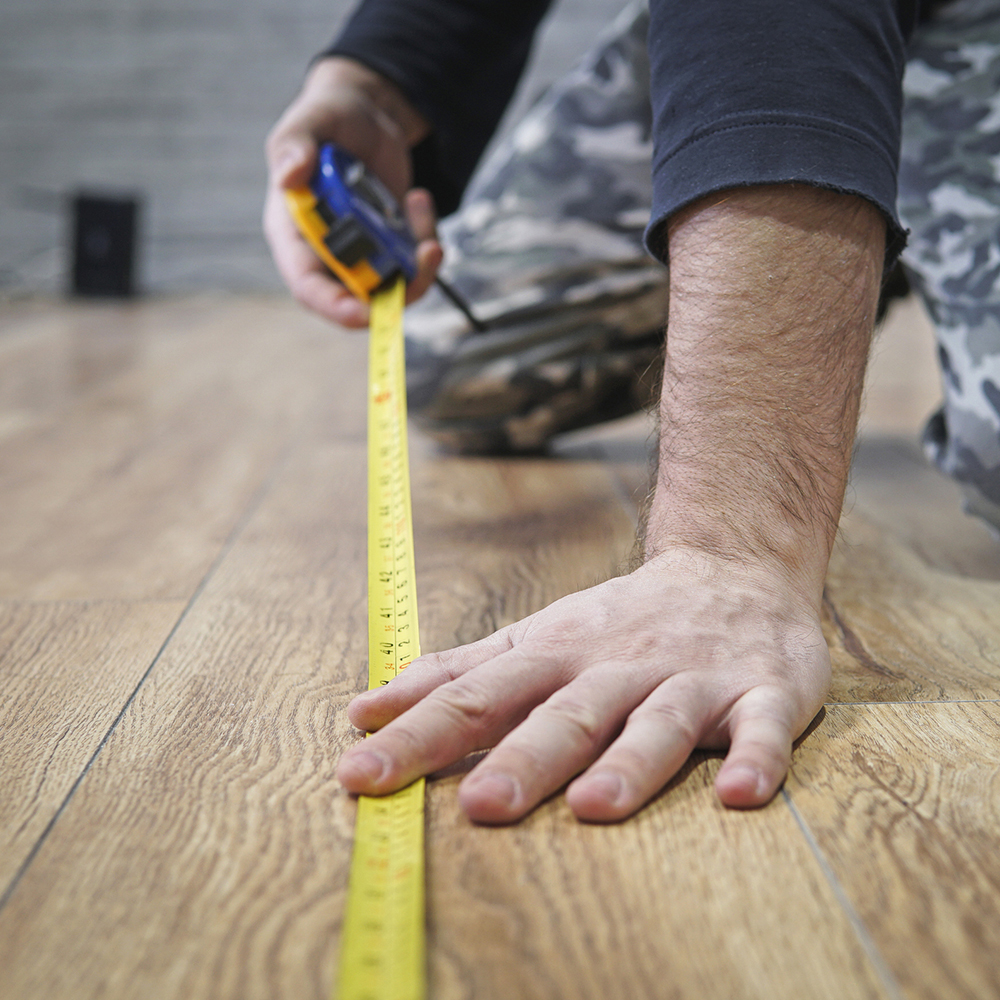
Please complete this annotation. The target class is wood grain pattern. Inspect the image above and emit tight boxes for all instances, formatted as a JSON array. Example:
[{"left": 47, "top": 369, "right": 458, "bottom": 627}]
[
  {"left": 2, "top": 294, "right": 998, "bottom": 1000},
  {"left": 0, "top": 438, "right": 639, "bottom": 1000},
  {"left": 0, "top": 442, "right": 368, "bottom": 1000},
  {"left": 787, "top": 702, "right": 1000, "bottom": 1000},
  {"left": 0, "top": 296, "right": 363, "bottom": 601},
  {"left": 413, "top": 453, "right": 639, "bottom": 647},
  {"left": 823, "top": 508, "right": 1000, "bottom": 704},
  {"left": 427, "top": 756, "right": 892, "bottom": 1000},
  {"left": 0, "top": 599, "right": 183, "bottom": 890}
]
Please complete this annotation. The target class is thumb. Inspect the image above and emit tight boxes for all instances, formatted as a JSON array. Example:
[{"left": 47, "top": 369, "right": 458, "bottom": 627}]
[{"left": 269, "top": 136, "right": 315, "bottom": 189}]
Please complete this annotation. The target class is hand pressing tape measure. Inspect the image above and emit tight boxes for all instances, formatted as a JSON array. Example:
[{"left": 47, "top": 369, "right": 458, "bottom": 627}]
[{"left": 286, "top": 144, "right": 426, "bottom": 1000}]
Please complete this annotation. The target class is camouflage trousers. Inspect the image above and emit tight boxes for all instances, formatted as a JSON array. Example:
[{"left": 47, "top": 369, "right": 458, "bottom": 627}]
[
  {"left": 898, "top": 0, "right": 1000, "bottom": 529},
  {"left": 404, "top": 2, "right": 666, "bottom": 454},
  {"left": 405, "top": 0, "right": 1000, "bottom": 530}
]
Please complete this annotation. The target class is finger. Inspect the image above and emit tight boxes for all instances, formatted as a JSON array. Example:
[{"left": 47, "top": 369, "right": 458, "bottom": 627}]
[
  {"left": 262, "top": 185, "right": 370, "bottom": 328},
  {"left": 294, "top": 270, "right": 370, "bottom": 328},
  {"left": 564, "top": 673, "right": 712, "bottom": 822},
  {"left": 347, "top": 622, "right": 526, "bottom": 731},
  {"left": 405, "top": 188, "right": 437, "bottom": 241},
  {"left": 265, "top": 87, "right": 409, "bottom": 200},
  {"left": 714, "top": 686, "right": 797, "bottom": 808},
  {"left": 267, "top": 133, "right": 315, "bottom": 191},
  {"left": 407, "top": 240, "right": 444, "bottom": 305},
  {"left": 337, "top": 641, "right": 561, "bottom": 797},
  {"left": 404, "top": 189, "right": 442, "bottom": 304},
  {"left": 457, "top": 666, "right": 653, "bottom": 824}
]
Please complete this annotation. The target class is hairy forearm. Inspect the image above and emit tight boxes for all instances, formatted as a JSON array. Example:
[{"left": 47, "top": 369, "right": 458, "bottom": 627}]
[
  {"left": 336, "top": 183, "right": 876, "bottom": 819},
  {"left": 646, "top": 185, "right": 885, "bottom": 598}
]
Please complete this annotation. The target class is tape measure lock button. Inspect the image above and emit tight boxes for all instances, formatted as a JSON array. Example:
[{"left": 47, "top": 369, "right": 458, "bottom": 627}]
[{"left": 324, "top": 216, "right": 379, "bottom": 269}]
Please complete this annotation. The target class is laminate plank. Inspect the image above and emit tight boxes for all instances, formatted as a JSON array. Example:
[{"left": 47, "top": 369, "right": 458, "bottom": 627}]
[
  {"left": 0, "top": 442, "right": 369, "bottom": 1000},
  {"left": 848, "top": 436, "right": 1000, "bottom": 582},
  {"left": 413, "top": 451, "right": 640, "bottom": 646},
  {"left": 3, "top": 293, "right": 985, "bottom": 1000},
  {"left": 0, "top": 599, "right": 184, "bottom": 891},
  {"left": 0, "top": 296, "right": 364, "bottom": 601},
  {"left": 426, "top": 756, "right": 892, "bottom": 1000},
  {"left": 786, "top": 702, "right": 1000, "bottom": 1000},
  {"left": 823, "top": 508, "right": 1000, "bottom": 703},
  {"left": 0, "top": 437, "right": 641, "bottom": 1000}
]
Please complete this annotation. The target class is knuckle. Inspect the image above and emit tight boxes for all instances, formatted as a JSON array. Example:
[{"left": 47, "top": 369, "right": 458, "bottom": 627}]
[
  {"left": 523, "top": 616, "right": 595, "bottom": 669},
  {"left": 422, "top": 645, "right": 471, "bottom": 681},
  {"left": 264, "top": 125, "right": 291, "bottom": 162},
  {"left": 604, "top": 743, "right": 654, "bottom": 778},
  {"left": 374, "top": 719, "right": 426, "bottom": 769},
  {"left": 734, "top": 737, "right": 790, "bottom": 773},
  {"left": 737, "top": 684, "right": 800, "bottom": 730},
  {"left": 400, "top": 651, "right": 452, "bottom": 687},
  {"left": 531, "top": 697, "right": 604, "bottom": 749},
  {"left": 640, "top": 699, "right": 700, "bottom": 747},
  {"left": 428, "top": 679, "right": 495, "bottom": 731}
]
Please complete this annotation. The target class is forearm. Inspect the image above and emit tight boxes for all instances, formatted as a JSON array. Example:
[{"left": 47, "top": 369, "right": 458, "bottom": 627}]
[
  {"left": 335, "top": 184, "right": 879, "bottom": 819},
  {"left": 646, "top": 185, "right": 885, "bottom": 600}
]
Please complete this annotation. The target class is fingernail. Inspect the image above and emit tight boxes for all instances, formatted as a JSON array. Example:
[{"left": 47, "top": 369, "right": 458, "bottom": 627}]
[
  {"left": 727, "top": 764, "right": 765, "bottom": 798},
  {"left": 464, "top": 772, "right": 518, "bottom": 808},
  {"left": 580, "top": 771, "right": 624, "bottom": 805},
  {"left": 340, "top": 749, "right": 388, "bottom": 786}
]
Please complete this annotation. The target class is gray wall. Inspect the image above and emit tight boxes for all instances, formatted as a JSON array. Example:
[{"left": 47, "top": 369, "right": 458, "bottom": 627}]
[{"left": 1, "top": 0, "right": 626, "bottom": 296}]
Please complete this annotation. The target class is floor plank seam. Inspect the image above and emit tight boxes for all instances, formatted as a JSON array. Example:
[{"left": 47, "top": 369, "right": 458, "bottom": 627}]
[
  {"left": 827, "top": 698, "right": 1000, "bottom": 707},
  {"left": 0, "top": 444, "right": 295, "bottom": 915},
  {"left": 781, "top": 788, "right": 906, "bottom": 1000}
]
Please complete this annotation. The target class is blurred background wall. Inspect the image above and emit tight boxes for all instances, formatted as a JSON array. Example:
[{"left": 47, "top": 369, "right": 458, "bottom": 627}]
[{"left": 0, "top": 0, "right": 626, "bottom": 298}]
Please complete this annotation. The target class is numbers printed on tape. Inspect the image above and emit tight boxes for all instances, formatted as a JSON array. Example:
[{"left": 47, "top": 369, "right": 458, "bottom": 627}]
[
  {"left": 337, "top": 277, "right": 426, "bottom": 1000},
  {"left": 367, "top": 278, "right": 420, "bottom": 691}
]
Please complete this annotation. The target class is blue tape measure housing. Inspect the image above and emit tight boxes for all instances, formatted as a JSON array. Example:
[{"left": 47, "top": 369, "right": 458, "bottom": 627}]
[{"left": 312, "top": 145, "right": 417, "bottom": 289}]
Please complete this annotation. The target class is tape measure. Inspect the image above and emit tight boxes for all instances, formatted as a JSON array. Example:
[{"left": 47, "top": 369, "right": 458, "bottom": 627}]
[
  {"left": 285, "top": 144, "right": 418, "bottom": 302},
  {"left": 285, "top": 148, "right": 426, "bottom": 1000},
  {"left": 337, "top": 278, "right": 425, "bottom": 1000}
]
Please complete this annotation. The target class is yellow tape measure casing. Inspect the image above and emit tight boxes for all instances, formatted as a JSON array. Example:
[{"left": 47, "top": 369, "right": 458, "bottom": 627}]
[
  {"left": 285, "top": 187, "right": 384, "bottom": 301},
  {"left": 337, "top": 277, "right": 426, "bottom": 1000}
]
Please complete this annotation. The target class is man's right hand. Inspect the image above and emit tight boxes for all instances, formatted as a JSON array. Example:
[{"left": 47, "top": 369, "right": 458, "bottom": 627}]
[{"left": 263, "top": 56, "right": 443, "bottom": 328}]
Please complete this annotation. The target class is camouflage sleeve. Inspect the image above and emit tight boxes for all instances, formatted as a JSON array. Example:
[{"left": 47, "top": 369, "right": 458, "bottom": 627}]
[
  {"left": 644, "top": 0, "right": 919, "bottom": 264},
  {"left": 323, "top": 0, "right": 554, "bottom": 216}
]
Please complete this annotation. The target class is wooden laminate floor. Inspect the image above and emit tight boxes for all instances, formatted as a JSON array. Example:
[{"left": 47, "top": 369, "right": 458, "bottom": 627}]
[{"left": 0, "top": 292, "right": 997, "bottom": 1000}]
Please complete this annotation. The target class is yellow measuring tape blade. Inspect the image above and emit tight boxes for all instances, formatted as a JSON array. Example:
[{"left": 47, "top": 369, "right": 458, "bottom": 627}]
[{"left": 337, "top": 277, "right": 426, "bottom": 1000}]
